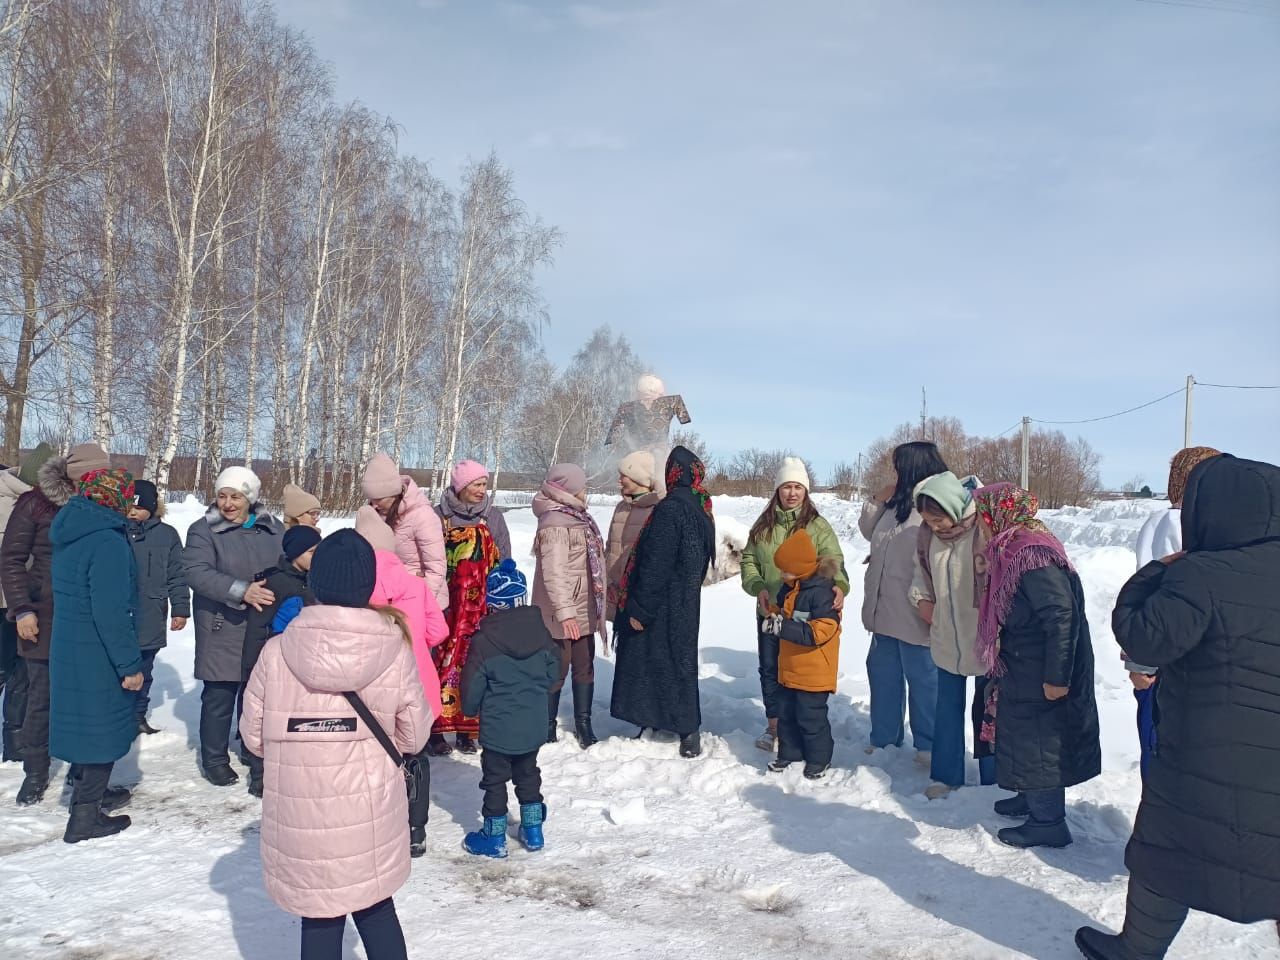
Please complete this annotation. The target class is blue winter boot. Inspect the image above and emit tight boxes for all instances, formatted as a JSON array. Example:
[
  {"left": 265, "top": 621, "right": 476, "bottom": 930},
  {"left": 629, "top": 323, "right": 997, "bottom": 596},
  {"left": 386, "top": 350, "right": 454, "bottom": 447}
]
[
  {"left": 463, "top": 815, "right": 508, "bottom": 858},
  {"left": 518, "top": 803, "right": 546, "bottom": 852}
]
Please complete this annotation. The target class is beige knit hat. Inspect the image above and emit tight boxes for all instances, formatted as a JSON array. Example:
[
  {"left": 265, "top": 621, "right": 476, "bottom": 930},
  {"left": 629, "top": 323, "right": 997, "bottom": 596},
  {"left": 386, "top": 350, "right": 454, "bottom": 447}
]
[
  {"left": 282, "top": 483, "right": 321, "bottom": 520},
  {"left": 66, "top": 442, "right": 111, "bottom": 483},
  {"left": 361, "top": 453, "right": 404, "bottom": 500},
  {"left": 619, "top": 451, "right": 656, "bottom": 490},
  {"left": 354, "top": 505, "right": 396, "bottom": 553}
]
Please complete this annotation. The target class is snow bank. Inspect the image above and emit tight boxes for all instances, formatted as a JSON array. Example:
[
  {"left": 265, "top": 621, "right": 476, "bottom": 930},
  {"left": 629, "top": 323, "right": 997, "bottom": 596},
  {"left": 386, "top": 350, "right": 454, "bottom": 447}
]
[{"left": 1, "top": 495, "right": 1275, "bottom": 960}]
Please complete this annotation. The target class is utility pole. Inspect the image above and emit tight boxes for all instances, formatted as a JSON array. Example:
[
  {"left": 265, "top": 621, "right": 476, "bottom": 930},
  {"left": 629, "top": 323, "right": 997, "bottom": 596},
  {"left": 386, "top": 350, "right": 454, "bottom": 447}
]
[
  {"left": 1184, "top": 374, "right": 1194, "bottom": 448},
  {"left": 920, "top": 387, "right": 928, "bottom": 435},
  {"left": 1020, "top": 416, "right": 1031, "bottom": 489},
  {"left": 855, "top": 452, "right": 864, "bottom": 499}
]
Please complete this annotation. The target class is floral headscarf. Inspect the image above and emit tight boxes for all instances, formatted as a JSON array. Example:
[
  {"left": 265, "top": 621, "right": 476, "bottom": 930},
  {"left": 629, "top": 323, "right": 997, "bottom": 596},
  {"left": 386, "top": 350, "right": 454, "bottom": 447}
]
[
  {"left": 972, "top": 483, "right": 1072, "bottom": 674},
  {"left": 78, "top": 467, "right": 135, "bottom": 515}
]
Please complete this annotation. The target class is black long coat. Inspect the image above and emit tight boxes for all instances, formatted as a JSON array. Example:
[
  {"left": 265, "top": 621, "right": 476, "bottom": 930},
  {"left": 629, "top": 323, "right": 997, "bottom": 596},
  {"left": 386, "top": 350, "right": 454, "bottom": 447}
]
[
  {"left": 610, "top": 494, "right": 712, "bottom": 736},
  {"left": 1114, "top": 454, "right": 1280, "bottom": 924},
  {"left": 995, "top": 565, "right": 1101, "bottom": 792}
]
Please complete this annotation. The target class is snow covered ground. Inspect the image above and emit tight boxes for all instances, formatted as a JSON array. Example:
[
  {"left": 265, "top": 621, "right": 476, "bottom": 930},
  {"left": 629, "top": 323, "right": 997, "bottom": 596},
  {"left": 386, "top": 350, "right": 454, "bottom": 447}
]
[{"left": 1, "top": 495, "right": 1276, "bottom": 960}]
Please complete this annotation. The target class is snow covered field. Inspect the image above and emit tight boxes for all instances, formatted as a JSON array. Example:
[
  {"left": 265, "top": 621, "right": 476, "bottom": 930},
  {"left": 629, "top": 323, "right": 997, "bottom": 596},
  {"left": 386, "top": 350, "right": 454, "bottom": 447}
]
[{"left": 1, "top": 495, "right": 1276, "bottom": 960}]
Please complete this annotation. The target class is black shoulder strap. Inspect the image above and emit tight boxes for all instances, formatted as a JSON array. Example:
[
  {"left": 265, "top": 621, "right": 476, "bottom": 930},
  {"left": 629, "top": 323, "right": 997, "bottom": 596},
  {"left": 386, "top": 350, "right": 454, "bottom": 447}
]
[{"left": 342, "top": 691, "right": 403, "bottom": 771}]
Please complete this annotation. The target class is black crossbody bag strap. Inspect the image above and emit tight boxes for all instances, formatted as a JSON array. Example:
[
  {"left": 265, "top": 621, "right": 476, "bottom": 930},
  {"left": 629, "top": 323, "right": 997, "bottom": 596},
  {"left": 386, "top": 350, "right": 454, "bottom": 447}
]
[{"left": 342, "top": 691, "right": 405, "bottom": 773}]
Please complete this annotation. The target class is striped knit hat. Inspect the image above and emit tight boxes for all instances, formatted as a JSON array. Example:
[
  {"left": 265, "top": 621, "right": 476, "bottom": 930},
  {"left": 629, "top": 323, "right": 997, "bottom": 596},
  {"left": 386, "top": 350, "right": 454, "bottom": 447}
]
[{"left": 79, "top": 467, "right": 135, "bottom": 515}]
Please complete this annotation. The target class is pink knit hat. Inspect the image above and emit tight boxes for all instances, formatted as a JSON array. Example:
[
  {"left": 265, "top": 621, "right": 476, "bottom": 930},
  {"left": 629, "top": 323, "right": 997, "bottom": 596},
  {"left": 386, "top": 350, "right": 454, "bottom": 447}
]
[
  {"left": 361, "top": 453, "right": 404, "bottom": 500},
  {"left": 354, "top": 505, "right": 396, "bottom": 553},
  {"left": 545, "top": 463, "right": 588, "bottom": 497},
  {"left": 451, "top": 459, "right": 489, "bottom": 493}
]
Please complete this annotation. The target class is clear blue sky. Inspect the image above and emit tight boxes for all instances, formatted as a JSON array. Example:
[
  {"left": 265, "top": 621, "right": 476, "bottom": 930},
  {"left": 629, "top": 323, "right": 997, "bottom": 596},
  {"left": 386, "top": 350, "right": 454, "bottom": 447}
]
[{"left": 276, "top": 0, "right": 1280, "bottom": 487}]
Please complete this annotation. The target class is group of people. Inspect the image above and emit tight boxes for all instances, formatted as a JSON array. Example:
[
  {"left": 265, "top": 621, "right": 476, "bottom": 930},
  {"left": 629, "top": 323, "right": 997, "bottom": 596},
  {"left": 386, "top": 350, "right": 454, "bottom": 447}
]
[{"left": 0, "top": 433, "right": 1275, "bottom": 960}]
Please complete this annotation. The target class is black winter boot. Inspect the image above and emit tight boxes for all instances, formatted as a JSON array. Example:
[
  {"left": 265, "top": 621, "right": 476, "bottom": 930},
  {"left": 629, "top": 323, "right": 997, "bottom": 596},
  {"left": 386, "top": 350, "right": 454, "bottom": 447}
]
[
  {"left": 679, "top": 732, "right": 701, "bottom": 759},
  {"left": 409, "top": 825, "right": 426, "bottom": 859},
  {"left": 454, "top": 734, "right": 478, "bottom": 755},
  {"left": 547, "top": 689, "right": 562, "bottom": 744},
  {"left": 16, "top": 773, "right": 49, "bottom": 806},
  {"left": 203, "top": 764, "right": 239, "bottom": 787},
  {"left": 572, "top": 683, "right": 598, "bottom": 750},
  {"left": 64, "top": 802, "right": 131, "bottom": 844},
  {"left": 137, "top": 717, "right": 160, "bottom": 736},
  {"left": 1075, "top": 928, "right": 1147, "bottom": 960},
  {"left": 99, "top": 786, "right": 132, "bottom": 812},
  {"left": 1, "top": 727, "right": 21, "bottom": 762},
  {"left": 994, "top": 793, "right": 1030, "bottom": 818},
  {"left": 997, "top": 818, "right": 1072, "bottom": 849}
]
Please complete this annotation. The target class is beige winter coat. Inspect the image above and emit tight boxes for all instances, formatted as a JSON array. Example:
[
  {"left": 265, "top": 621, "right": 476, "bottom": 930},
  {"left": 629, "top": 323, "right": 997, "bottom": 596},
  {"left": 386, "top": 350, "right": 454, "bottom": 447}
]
[
  {"left": 0, "top": 468, "right": 32, "bottom": 608},
  {"left": 909, "top": 520, "right": 985, "bottom": 676},
  {"left": 604, "top": 491, "right": 661, "bottom": 620},
  {"left": 859, "top": 500, "right": 930, "bottom": 646},
  {"left": 531, "top": 486, "right": 601, "bottom": 640}
]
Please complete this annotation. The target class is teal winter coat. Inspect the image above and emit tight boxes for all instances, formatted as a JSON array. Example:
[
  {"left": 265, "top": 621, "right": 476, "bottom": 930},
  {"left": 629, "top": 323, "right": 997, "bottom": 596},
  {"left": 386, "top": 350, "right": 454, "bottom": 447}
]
[{"left": 49, "top": 496, "right": 142, "bottom": 765}]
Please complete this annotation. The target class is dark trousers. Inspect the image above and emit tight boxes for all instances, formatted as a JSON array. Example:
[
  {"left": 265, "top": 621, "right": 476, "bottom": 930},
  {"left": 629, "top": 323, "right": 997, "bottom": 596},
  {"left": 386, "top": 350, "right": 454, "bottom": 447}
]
[
  {"left": 69, "top": 761, "right": 113, "bottom": 806},
  {"left": 1024, "top": 787, "right": 1066, "bottom": 824},
  {"left": 480, "top": 747, "right": 542, "bottom": 819},
  {"left": 776, "top": 686, "right": 833, "bottom": 767},
  {"left": 1, "top": 615, "right": 28, "bottom": 756},
  {"left": 1135, "top": 683, "right": 1160, "bottom": 781},
  {"left": 199, "top": 680, "right": 243, "bottom": 771},
  {"left": 552, "top": 635, "right": 595, "bottom": 693},
  {"left": 757, "top": 618, "right": 780, "bottom": 720},
  {"left": 1120, "top": 878, "right": 1189, "bottom": 959},
  {"left": 135, "top": 649, "right": 159, "bottom": 718},
  {"left": 21, "top": 658, "right": 50, "bottom": 777},
  {"left": 300, "top": 897, "right": 407, "bottom": 960}
]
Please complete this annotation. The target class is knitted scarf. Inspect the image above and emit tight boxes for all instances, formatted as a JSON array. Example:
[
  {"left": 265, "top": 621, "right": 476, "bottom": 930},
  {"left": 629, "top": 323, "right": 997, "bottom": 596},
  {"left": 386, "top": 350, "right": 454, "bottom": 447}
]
[
  {"left": 973, "top": 483, "right": 1072, "bottom": 675},
  {"left": 615, "top": 446, "right": 715, "bottom": 615},
  {"left": 439, "top": 485, "right": 491, "bottom": 523},
  {"left": 539, "top": 497, "right": 607, "bottom": 631}
]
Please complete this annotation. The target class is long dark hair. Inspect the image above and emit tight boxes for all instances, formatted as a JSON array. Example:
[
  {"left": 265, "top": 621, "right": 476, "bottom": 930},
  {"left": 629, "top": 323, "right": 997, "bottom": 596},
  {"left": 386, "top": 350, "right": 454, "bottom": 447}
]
[
  {"left": 887, "top": 441, "right": 948, "bottom": 524},
  {"left": 383, "top": 492, "right": 406, "bottom": 529},
  {"left": 748, "top": 489, "right": 820, "bottom": 545}
]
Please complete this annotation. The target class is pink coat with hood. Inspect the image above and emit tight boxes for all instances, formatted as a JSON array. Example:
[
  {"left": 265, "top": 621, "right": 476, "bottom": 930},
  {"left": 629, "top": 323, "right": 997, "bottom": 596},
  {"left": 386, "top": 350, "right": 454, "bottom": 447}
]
[
  {"left": 361, "top": 454, "right": 448, "bottom": 611},
  {"left": 240, "top": 604, "right": 431, "bottom": 919},
  {"left": 356, "top": 506, "right": 448, "bottom": 719}
]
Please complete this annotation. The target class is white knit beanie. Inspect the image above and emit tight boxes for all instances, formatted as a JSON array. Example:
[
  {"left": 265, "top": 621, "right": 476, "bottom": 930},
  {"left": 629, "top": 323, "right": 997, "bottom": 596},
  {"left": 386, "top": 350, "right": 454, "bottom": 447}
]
[
  {"left": 618, "top": 451, "right": 656, "bottom": 490},
  {"left": 774, "top": 457, "right": 811, "bottom": 492},
  {"left": 214, "top": 466, "right": 262, "bottom": 505}
]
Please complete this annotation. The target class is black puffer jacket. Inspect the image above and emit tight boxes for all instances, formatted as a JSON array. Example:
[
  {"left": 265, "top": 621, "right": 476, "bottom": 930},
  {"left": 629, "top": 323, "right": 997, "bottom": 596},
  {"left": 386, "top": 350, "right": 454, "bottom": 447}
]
[
  {"left": 127, "top": 517, "right": 190, "bottom": 652},
  {"left": 995, "top": 564, "right": 1101, "bottom": 792},
  {"left": 1114, "top": 454, "right": 1280, "bottom": 924}
]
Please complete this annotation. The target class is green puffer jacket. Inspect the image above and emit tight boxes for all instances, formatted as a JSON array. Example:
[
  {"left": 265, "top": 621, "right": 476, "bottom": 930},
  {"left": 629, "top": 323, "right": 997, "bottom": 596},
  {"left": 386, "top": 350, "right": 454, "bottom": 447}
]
[{"left": 740, "top": 509, "right": 850, "bottom": 599}]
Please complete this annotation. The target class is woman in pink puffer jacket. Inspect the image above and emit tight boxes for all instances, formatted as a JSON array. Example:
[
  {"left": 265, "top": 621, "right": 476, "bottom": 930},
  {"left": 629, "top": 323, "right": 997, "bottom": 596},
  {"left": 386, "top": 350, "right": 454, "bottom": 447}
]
[
  {"left": 361, "top": 453, "right": 449, "bottom": 612},
  {"left": 240, "top": 530, "right": 431, "bottom": 960}
]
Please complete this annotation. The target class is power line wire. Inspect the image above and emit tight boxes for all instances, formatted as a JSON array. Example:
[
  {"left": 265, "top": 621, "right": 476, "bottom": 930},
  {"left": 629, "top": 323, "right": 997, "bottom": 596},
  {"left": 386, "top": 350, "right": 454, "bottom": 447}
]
[
  {"left": 1197, "top": 381, "right": 1280, "bottom": 390},
  {"left": 996, "top": 422, "right": 1023, "bottom": 438},
  {"left": 1128, "top": 0, "right": 1272, "bottom": 15},
  {"left": 1031, "top": 386, "right": 1187, "bottom": 426}
]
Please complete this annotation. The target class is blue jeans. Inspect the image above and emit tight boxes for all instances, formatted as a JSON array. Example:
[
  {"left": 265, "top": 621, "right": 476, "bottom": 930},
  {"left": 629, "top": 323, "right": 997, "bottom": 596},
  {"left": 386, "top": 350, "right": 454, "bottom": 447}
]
[
  {"left": 866, "top": 635, "right": 936, "bottom": 752},
  {"left": 135, "top": 649, "right": 158, "bottom": 718},
  {"left": 932, "top": 669, "right": 999, "bottom": 787}
]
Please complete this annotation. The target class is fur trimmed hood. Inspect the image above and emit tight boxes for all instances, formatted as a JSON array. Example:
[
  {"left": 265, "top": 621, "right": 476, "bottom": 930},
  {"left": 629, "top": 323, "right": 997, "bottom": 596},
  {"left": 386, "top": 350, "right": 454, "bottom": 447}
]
[{"left": 37, "top": 456, "right": 76, "bottom": 508}]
